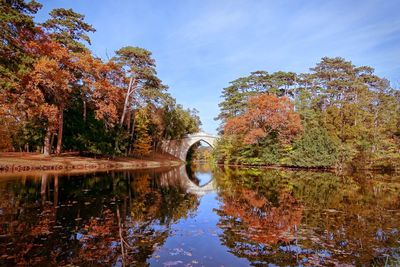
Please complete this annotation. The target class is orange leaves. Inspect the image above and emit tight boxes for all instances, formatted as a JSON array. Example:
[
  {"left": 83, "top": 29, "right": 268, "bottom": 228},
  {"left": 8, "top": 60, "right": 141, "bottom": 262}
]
[
  {"left": 75, "top": 52, "right": 124, "bottom": 126},
  {"left": 224, "top": 94, "right": 303, "bottom": 144},
  {"left": 220, "top": 188, "right": 303, "bottom": 245},
  {"left": 30, "top": 57, "right": 73, "bottom": 96}
]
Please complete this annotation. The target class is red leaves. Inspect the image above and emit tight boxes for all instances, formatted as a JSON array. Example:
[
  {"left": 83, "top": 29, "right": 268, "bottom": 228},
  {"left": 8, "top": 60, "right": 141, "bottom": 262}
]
[{"left": 224, "top": 94, "right": 303, "bottom": 144}]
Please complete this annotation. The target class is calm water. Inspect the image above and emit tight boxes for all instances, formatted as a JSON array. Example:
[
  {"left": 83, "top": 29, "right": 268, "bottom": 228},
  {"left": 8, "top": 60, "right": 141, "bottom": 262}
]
[{"left": 0, "top": 164, "right": 399, "bottom": 266}]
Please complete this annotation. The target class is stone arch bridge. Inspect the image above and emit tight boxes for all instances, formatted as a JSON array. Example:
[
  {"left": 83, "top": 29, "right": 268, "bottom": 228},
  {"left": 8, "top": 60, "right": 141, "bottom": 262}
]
[{"left": 161, "top": 132, "right": 218, "bottom": 161}]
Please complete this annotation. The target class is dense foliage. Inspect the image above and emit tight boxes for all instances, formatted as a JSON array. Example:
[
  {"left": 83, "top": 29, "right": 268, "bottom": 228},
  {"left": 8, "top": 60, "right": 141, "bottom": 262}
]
[
  {"left": 214, "top": 59, "right": 400, "bottom": 170},
  {"left": 0, "top": 1, "right": 201, "bottom": 156}
]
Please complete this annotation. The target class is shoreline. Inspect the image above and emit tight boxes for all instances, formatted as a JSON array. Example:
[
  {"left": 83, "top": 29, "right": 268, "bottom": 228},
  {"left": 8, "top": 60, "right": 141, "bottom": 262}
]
[{"left": 0, "top": 152, "right": 183, "bottom": 175}]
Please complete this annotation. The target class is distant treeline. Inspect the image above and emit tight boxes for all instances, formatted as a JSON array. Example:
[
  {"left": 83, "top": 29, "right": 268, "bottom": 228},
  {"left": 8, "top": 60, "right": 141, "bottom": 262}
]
[
  {"left": 0, "top": 1, "right": 201, "bottom": 156},
  {"left": 214, "top": 58, "right": 399, "bottom": 170}
]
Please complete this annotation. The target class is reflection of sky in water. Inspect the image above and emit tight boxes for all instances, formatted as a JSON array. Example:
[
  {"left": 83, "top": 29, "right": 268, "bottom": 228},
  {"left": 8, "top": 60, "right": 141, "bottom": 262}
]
[
  {"left": 193, "top": 172, "right": 212, "bottom": 187},
  {"left": 149, "top": 193, "right": 250, "bottom": 267}
]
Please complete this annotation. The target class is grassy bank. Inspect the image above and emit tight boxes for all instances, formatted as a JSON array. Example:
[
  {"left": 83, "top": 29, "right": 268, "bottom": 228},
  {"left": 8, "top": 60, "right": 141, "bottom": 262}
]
[{"left": 0, "top": 152, "right": 182, "bottom": 174}]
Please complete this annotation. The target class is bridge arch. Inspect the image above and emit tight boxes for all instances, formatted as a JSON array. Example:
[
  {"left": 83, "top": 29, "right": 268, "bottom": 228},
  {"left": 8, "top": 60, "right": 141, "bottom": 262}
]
[{"left": 161, "top": 132, "right": 218, "bottom": 161}]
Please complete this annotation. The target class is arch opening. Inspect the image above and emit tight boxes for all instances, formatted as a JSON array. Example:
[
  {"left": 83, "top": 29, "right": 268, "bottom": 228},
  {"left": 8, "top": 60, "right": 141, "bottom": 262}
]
[
  {"left": 160, "top": 132, "right": 218, "bottom": 161},
  {"left": 186, "top": 140, "right": 213, "bottom": 187}
]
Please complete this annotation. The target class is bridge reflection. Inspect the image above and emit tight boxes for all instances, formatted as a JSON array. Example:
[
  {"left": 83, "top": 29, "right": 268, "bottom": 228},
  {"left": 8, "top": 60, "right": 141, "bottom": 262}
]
[{"left": 159, "top": 164, "right": 216, "bottom": 196}]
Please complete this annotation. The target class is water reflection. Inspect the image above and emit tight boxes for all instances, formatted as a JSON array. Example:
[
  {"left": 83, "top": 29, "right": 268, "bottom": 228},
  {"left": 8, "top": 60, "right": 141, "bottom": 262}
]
[
  {"left": 0, "top": 168, "right": 200, "bottom": 266},
  {"left": 0, "top": 166, "right": 399, "bottom": 266},
  {"left": 186, "top": 162, "right": 214, "bottom": 187},
  {"left": 213, "top": 167, "right": 400, "bottom": 266}
]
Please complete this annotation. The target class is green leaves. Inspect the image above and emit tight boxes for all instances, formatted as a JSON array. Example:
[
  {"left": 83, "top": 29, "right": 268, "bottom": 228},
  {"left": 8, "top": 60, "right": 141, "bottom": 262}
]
[
  {"left": 215, "top": 57, "right": 399, "bottom": 170},
  {"left": 42, "top": 8, "right": 95, "bottom": 52}
]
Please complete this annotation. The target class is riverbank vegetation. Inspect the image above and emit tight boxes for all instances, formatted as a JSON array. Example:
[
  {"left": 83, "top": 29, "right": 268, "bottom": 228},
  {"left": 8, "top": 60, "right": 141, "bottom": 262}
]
[
  {"left": 213, "top": 58, "right": 400, "bottom": 170},
  {"left": 0, "top": 1, "right": 201, "bottom": 157}
]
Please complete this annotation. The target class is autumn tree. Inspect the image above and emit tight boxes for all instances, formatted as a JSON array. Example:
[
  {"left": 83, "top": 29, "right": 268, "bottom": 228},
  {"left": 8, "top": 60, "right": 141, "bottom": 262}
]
[
  {"left": 0, "top": 2, "right": 202, "bottom": 157},
  {"left": 22, "top": 36, "right": 75, "bottom": 155},
  {"left": 41, "top": 8, "right": 96, "bottom": 154},
  {"left": 0, "top": 0, "right": 43, "bottom": 150},
  {"left": 224, "top": 94, "right": 302, "bottom": 145},
  {"left": 216, "top": 71, "right": 298, "bottom": 132},
  {"left": 215, "top": 57, "right": 399, "bottom": 169},
  {"left": 132, "top": 108, "right": 152, "bottom": 157}
]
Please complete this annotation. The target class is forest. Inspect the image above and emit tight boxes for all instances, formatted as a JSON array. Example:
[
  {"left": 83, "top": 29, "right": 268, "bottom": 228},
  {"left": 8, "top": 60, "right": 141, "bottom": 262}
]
[
  {"left": 1, "top": 1, "right": 399, "bottom": 171},
  {"left": 0, "top": 1, "right": 201, "bottom": 157},
  {"left": 213, "top": 58, "right": 400, "bottom": 170}
]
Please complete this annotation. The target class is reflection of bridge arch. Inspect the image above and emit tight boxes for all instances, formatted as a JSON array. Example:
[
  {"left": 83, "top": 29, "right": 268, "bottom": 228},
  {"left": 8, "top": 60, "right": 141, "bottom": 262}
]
[
  {"left": 161, "top": 132, "right": 218, "bottom": 161},
  {"left": 160, "top": 165, "right": 216, "bottom": 196}
]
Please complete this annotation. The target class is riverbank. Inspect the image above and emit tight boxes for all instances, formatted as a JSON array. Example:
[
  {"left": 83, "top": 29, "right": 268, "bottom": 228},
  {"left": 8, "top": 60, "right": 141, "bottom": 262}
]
[{"left": 0, "top": 152, "right": 182, "bottom": 174}]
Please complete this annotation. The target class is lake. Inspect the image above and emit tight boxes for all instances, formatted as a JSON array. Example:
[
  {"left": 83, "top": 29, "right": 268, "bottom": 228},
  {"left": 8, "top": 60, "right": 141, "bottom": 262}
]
[{"left": 0, "top": 164, "right": 399, "bottom": 266}]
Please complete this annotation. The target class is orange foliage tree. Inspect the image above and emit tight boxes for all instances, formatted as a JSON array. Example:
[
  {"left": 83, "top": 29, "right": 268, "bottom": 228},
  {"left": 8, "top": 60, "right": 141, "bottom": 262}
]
[
  {"left": 22, "top": 31, "right": 75, "bottom": 155},
  {"left": 75, "top": 51, "right": 124, "bottom": 127},
  {"left": 224, "top": 94, "right": 303, "bottom": 145}
]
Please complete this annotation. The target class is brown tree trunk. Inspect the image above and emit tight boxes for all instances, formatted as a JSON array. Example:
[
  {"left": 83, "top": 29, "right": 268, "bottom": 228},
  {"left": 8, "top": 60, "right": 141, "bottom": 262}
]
[
  {"left": 83, "top": 99, "right": 87, "bottom": 122},
  {"left": 56, "top": 107, "right": 64, "bottom": 155},
  {"left": 43, "top": 127, "right": 51, "bottom": 156},
  {"left": 128, "top": 111, "right": 136, "bottom": 155},
  {"left": 127, "top": 110, "right": 131, "bottom": 132}
]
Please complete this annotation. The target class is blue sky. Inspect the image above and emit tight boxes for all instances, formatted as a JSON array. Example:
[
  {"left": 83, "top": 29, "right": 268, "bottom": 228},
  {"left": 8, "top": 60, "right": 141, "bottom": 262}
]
[{"left": 36, "top": 0, "right": 400, "bottom": 134}]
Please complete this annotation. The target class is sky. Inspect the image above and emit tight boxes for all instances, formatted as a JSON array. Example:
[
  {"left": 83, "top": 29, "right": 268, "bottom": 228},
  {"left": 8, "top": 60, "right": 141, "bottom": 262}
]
[{"left": 35, "top": 0, "right": 400, "bottom": 134}]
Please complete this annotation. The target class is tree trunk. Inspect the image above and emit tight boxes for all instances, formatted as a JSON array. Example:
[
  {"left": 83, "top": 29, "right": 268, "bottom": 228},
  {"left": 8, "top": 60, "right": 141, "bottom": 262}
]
[
  {"left": 83, "top": 99, "right": 87, "bottom": 122},
  {"left": 128, "top": 111, "right": 136, "bottom": 155},
  {"left": 56, "top": 107, "right": 64, "bottom": 155},
  {"left": 43, "top": 127, "right": 51, "bottom": 156},
  {"left": 120, "top": 77, "right": 134, "bottom": 126},
  {"left": 127, "top": 110, "right": 131, "bottom": 132}
]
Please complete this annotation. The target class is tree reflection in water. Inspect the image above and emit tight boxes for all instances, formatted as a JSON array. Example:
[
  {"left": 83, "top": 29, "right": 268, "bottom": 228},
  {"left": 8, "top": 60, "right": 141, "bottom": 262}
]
[
  {"left": 0, "top": 167, "right": 399, "bottom": 266},
  {"left": 0, "top": 168, "right": 199, "bottom": 266},
  {"left": 213, "top": 167, "right": 400, "bottom": 266}
]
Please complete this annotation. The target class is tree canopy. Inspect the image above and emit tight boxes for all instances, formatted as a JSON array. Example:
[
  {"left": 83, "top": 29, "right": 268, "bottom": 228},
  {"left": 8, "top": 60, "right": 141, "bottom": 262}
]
[
  {"left": 214, "top": 57, "right": 399, "bottom": 170},
  {"left": 0, "top": 1, "right": 201, "bottom": 157}
]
